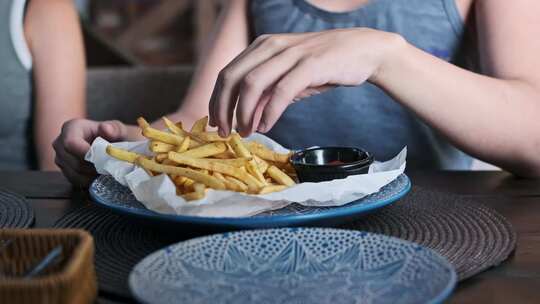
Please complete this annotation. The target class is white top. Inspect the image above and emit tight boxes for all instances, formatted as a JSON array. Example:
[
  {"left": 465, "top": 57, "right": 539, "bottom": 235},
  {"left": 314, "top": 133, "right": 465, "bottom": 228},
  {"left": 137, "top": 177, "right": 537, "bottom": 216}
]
[{"left": 10, "top": 0, "right": 32, "bottom": 70}]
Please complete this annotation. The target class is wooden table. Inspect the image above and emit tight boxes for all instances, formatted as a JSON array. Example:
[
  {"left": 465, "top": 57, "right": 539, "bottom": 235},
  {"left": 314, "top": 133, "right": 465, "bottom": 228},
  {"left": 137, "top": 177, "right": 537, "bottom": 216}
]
[{"left": 1, "top": 171, "right": 539, "bottom": 303}]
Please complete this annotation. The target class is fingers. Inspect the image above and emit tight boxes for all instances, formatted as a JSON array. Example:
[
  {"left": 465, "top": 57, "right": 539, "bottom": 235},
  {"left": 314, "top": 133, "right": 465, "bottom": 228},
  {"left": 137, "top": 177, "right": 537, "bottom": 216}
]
[
  {"left": 295, "top": 85, "right": 334, "bottom": 100},
  {"left": 53, "top": 119, "right": 100, "bottom": 187},
  {"left": 59, "top": 120, "right": 94, "bottom": 158},
  {"left": 55, "top": 155, "right": 95, "bottom": 187},
  {"left": 235, "top": 47, "right": 304, "bottom": 136},
  {"left": 98, "top": 120, "right": 128, "bottom": 142},
  {"left": 53, "top": 137, "right": 96, "bottom": 187},
  {"left": 258, "top": 61, "right": 315, "bottom": 133},
  {"left": 209, "top": 76, "right": 238, "bottom": 138},
  {"left": 208, "top": 34, "right": 278, "bottom": 128},
  {"left": 210, "top": 35, "right": 293, "bottom": 137},
  {"left": 54, "top": 140, "right": 95, "bottom": 175}
]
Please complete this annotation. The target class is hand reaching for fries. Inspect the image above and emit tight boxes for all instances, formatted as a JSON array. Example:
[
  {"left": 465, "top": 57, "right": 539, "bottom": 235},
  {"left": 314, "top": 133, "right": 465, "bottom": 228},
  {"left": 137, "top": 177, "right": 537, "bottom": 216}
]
[{"left": 106, "top": 116, "right": 296, "bottom": 201}]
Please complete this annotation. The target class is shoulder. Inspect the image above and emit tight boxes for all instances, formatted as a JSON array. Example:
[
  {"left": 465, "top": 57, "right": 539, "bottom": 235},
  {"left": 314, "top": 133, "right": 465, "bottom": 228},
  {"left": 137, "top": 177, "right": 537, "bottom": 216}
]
[
  {"left": 26, "top": 0, "right": 77, "bottom": 15},
  {"left": 25, "top": 0, "right": 79, "bottom": 29},
  {"left": 24, "top": 0, "right": 80, "bottom": 53}
]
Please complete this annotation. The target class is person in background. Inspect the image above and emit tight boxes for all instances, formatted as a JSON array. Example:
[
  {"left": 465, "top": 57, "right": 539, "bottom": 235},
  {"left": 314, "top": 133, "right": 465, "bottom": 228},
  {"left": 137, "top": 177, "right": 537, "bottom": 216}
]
[
  {"left": 0, "top": 0, "right": 85, "bottom": 170},
  {"left": 54, "top": 0, "right": 540, "bottom": 185}
]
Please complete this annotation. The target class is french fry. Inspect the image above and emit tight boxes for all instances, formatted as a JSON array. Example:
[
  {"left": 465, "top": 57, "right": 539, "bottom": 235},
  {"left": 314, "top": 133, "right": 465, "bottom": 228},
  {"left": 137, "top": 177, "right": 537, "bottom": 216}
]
[
  {"left": 225, "top": 176, "right": 248, "bottom": 192},
  {"left": 142, "top": 127, "right": 185, "bottom": 146},
  {"left": 267, "top": 165, "right": 296, "bottom": 186},
  {"left": 193, "top": 183, "right": 206, "bottom": 195},
  {"left": 162, "top": 118, "right": 204, "bottom": 147},
  {"left": 259, "top": 185, "right": 288, "bottom": 194},
  {"left": 191, "top": 116, "right": 208, "bottom": 133},
  {"left": 183, "top": 178, "right": 195, "bottom": 191},
  {"left": 155, "top": 153, "right": 168, "bottom": 162},
  {"left": 149, "top": 141, "right": 176, "bottom": 153},
  {"left": 214, "top": 172, "right": 245, "bottom": 192},
  {"left": 182, "top": 191, "right": 205, "bottom": 201},
  {"left": 253, "top": 155, "right": 269, "bottom": 173},
  {"left": 135, "top": 157, "right": 226, "bottom": 190},
  {"left": 229, "top": 134, "right": 266, "bottom": 185},
  {"left": 161, "top": 159, "right": 176, "bottom": 166},
  {"left": 203, "top": 157, "right": 251, "bottom": 167},
  {"left": 212, "top": 172, "right": 226, "bottom": 181},
  {"left": 106, "top": 145, "right": 143, "bottom": 163},
  {"left": 177, "top": 136, "right": 191, "bottom": 153},
  {"left": 177, "top": 186, "right": 187, "bottom": 195},
  {"left": 178, "top": 142, "right": 227, "bottom": 158},
  {"left": 192, "top": 131, "right": 230, "bottom": 142},
  {"left": 246, "top": 142, "right": 291, "bottom": 163},
  {"left": 167, "top": 151, "right": 262, "bottom": 191},
  {"left": 247, "top": 162, "right": 267, "bottom": 185},
  {"left": 110, "top": 116, "right": 298, "bottom": 200},
  {"left": 228, "top": 133, "right": 250, "bottom": 157},
  {"left": 137, "top": 117, "right": 150, "bottom": 129},
  {"left": 175, "top": 121, "right": 186, "bottom": 134},
  {"left": 269, "top": 160, "right": 296, "bottom": 174},
  {"left": 172, "top": 175, "right": 188, "bottom": 186},
  {"left": 162, "top": 116, "right": 183, "bottom": 135},
  {"left": 213, "top": 150, "right": 237, "bottom": 159}
]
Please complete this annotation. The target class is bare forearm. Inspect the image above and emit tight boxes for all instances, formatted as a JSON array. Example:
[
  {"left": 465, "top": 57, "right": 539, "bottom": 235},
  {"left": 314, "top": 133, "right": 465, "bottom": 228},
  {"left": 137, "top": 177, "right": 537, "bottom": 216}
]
[
  {"left": 175, "top": 0, "right": 249, "bottom": 122},
  {"left": 27, "top": 0, "right": 87, "bottom": 170},
  {"left": 35, "top": 104, "right": 85, "bottom": 170},
  {"left": 373, "top": 40, "right": 540, "bottom": 176}
]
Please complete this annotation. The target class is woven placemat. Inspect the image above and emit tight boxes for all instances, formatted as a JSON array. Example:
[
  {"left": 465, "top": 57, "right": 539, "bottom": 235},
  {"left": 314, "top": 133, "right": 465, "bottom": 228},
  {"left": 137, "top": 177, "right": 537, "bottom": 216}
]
[
  {"left": 54, "top": 187, "right": 516, "bottom": 299},
  {"left": 341, "top": 187, "right": 517, "bottom": 280},
  {"left": 54, "top": 204, "right": 175, "bottom": 299},
  {"left": 0, "top": 188, "right": 34, "bottom": 228}
]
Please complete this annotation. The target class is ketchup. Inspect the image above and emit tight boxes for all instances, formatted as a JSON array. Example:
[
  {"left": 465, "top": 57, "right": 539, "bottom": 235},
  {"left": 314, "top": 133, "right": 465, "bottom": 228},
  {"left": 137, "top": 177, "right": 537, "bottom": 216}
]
[{"left": 327, "top": 160, "right": 345, "bottom": 165}]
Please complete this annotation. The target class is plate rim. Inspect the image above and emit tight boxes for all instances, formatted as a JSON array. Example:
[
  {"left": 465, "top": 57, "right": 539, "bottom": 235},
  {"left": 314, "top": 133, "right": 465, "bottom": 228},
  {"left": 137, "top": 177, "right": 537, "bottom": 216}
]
[
  {"left": 89, "top": 174, "right": 411, "bottom": 226},
  {"left": 128, "top": 227, "right": 456, "bottom": 304}
]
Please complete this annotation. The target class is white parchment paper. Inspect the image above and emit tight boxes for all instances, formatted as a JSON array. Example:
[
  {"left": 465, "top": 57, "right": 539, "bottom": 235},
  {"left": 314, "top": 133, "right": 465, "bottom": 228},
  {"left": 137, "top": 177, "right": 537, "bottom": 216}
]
[{"left": 86, "top": 133, "right": 406, "bottom": 217}]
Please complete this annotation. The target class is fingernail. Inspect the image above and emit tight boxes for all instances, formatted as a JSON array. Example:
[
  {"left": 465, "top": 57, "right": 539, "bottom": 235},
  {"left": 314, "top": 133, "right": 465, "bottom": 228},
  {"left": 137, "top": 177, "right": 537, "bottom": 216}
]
[
  {"left": 218, "top": 128, "right": 226, "bottom": 138},
  {"left": 257, "top": 121, "right": 267, "bottom": 133}
]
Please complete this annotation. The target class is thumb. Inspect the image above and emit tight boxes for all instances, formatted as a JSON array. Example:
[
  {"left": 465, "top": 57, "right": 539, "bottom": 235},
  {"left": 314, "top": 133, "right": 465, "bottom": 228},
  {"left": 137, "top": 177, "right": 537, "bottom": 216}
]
[{"left": 98, "top": 120, "right": 127, "bottom": 142}]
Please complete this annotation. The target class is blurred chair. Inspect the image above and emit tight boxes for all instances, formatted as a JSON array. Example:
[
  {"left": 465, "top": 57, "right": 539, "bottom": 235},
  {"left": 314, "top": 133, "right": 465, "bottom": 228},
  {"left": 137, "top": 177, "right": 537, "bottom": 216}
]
[
  {"left": 83, "top": 23, "right": 137, "bottom": 67},
  {"left": 86, "top": 66, "right": 193, "bottom": 124}
]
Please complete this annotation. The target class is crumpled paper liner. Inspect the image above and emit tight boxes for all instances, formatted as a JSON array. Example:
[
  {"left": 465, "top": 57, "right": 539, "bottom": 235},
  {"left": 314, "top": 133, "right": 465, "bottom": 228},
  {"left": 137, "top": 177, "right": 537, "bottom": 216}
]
[{"left": 86, "top": 133, "right": 406, "bottom": 217}]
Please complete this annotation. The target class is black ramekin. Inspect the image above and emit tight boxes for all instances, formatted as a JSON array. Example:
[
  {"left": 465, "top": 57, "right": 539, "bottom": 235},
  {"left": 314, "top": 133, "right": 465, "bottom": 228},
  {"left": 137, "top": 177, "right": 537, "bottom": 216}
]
[{"left": 290, "top": 147, "right": 374, "bottom": 183}]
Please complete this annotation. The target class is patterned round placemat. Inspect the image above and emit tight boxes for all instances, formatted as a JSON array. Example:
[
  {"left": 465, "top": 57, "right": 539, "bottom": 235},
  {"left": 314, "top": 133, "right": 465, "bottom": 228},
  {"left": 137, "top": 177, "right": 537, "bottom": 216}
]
[
  {"left": 54, "top": 187, "right": 516, "bottom": 299},
  {"left": 0, "top": 188, "right": 34, "bottom": 228},
  {"left": 342, "top": 187, "right": 517, "bottom": 280}
]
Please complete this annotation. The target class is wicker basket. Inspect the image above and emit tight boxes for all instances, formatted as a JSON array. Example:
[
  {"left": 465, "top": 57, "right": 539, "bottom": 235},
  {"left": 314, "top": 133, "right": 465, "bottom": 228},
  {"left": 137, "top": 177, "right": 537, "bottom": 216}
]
[{"left": 0, "top": 229, "right": 96, "bottom": 304}]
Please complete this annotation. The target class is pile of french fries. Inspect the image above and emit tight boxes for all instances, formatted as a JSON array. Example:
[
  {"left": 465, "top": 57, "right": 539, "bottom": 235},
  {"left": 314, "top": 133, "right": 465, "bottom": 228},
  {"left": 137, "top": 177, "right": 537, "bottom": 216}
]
[{"left": 106, "top": 116, "right": 296, "bottom": 201}]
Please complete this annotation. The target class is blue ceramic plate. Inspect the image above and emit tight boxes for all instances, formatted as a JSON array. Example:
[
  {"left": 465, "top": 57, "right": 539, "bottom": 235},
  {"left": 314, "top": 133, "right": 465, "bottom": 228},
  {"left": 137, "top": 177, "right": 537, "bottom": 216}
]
[
  {"left": 129, "top": 228, "right": 456, "bottom": 304},
  {"left": 89, "top": 174, "right": 410, "bottom": 229}
]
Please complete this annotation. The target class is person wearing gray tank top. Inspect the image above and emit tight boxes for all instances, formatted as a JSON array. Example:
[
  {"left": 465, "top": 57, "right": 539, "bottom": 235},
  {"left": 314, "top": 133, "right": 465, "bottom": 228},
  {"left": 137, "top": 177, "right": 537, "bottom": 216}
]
[
  {"left": 0, "top": 0, "right": 85, "bottom": 170},
  {"left": 54, "top": 0, "right": 540, "bottom": 187},
  {"left": 207, "top": 0, "right": 540, "bottom": 177},
  {"left": 249, "top": 0, "right": 476, "bottom": 169}
]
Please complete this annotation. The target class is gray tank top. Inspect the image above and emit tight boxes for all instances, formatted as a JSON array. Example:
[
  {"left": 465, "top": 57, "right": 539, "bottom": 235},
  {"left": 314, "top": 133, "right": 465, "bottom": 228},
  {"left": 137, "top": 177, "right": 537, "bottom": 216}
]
[
  {"left": 251, "top": 0, "right": 473, "bottom": 169},
  {"left": 0, "top": 0, "right": 35, "bottom": 170}
]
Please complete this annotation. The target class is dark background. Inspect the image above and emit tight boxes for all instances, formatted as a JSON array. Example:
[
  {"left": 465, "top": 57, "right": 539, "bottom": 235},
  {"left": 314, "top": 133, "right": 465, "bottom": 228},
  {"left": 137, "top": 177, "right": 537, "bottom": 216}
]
[{"left": 80, "top": 0, "right": 221, "bottom": 66}]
